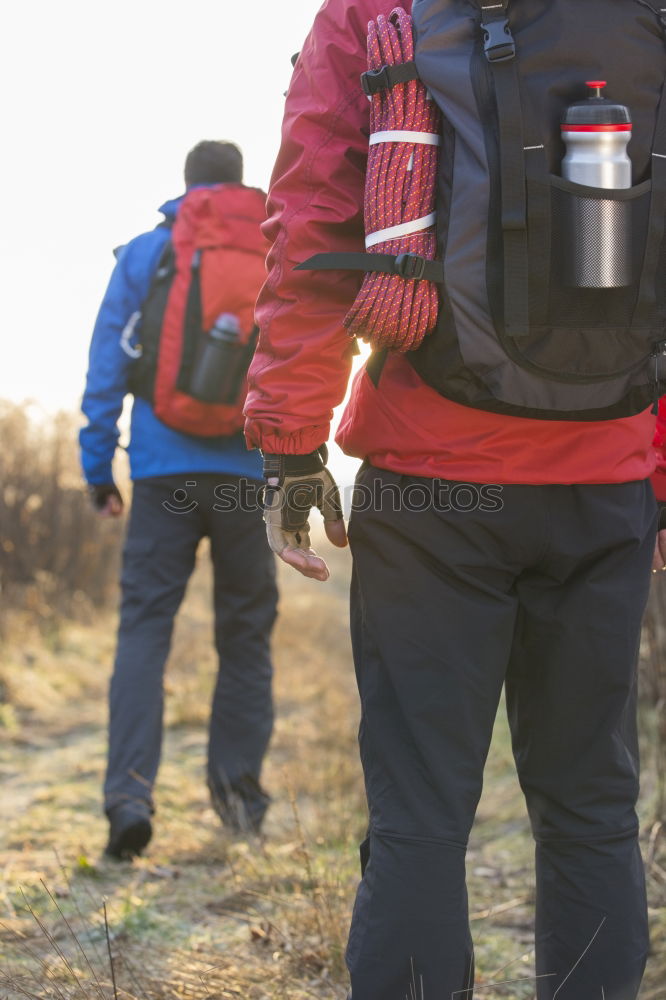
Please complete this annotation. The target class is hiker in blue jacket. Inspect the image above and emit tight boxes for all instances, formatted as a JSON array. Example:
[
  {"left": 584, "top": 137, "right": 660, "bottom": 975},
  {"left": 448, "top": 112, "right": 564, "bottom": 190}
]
[{"left": 80, "top": 141, "right": 277, "bottom": 860}]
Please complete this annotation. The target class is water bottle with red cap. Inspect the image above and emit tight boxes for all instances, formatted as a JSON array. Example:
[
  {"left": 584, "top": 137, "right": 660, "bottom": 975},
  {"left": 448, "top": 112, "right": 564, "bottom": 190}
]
[{"left": 561, "top": 81, "right": 633, "bottom": 286}]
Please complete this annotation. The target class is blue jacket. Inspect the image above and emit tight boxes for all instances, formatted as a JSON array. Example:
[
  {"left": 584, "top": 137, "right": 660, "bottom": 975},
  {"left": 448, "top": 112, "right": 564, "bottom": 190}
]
[{"left": 80, "top": 195, "right": 262, "bottom": 484}]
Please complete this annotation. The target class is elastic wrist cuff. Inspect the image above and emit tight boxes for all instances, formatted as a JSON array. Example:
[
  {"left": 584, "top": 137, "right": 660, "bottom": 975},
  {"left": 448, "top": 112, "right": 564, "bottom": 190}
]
[{"left": 263, "top": 446, "right": 328, "bottom": 481}]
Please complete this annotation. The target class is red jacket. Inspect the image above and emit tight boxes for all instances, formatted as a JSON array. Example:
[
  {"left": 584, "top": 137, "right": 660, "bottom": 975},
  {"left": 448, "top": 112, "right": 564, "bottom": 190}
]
[{"left": 245, "top": 0, "right": 666, "bottom": 495}]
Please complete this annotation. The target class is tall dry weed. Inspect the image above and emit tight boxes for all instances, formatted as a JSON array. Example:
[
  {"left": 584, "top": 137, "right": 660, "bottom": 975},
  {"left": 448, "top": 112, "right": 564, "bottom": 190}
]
[
  {"left": 640, "top": 575, "right": 666, "bottom": 825},
  {"left": 0, "top": 400, "right": 122, "bottom": 622}
]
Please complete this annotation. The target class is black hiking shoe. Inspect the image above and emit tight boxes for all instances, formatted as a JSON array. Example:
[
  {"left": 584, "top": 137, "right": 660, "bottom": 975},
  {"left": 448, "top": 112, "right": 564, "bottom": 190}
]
[
  {"left": 208, "top": 775, "right": 270, "bottom": 837},
  {"left": 105, "top": 802, "right": 152, "bottom": 860}
]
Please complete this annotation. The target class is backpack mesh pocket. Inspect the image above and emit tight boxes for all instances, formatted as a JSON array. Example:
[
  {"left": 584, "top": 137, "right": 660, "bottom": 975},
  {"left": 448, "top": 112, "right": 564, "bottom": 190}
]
[
  {"left": 547, "top": 175, "right": 651, "bottom": 330},
  {"left": 563, "top": 190, "right": 631, "bottom": 288},
  {"left": 503, "top": 174, "right": 658, "bottom": 382}
]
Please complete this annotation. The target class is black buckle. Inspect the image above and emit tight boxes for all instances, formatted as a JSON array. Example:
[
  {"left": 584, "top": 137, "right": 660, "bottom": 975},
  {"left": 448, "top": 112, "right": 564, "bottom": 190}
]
[
  {"left": 483, "top": 18, "right": 515, "bottom": 62},
  {"left": 361, "top": 66, "right": 391, "bottom": 96},
  {"left": 361, "top": 61, "right": 420, "bottom": 96},
  {"left": 394, "top": 253, "right": 427, "bottom": 280}
]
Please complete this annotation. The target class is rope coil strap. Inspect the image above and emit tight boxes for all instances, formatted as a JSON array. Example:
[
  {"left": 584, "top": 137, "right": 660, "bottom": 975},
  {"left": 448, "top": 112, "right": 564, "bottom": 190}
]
[
  {"left": 299, "top": 7, "right": 443, "bottom": 353},
  {"left": 369, "top": 130, "right": 441, "bottom": 147}
]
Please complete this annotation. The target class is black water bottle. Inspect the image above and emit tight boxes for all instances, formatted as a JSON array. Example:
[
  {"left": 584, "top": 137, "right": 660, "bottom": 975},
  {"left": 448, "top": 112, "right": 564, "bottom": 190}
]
[{"left": 189, "top": 313, "right": 242, "bottom": 404}]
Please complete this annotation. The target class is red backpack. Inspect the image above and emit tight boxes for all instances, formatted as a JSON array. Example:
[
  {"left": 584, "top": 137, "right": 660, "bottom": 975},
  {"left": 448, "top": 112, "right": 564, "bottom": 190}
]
[{"left": 128, "top": 184, "right": 268, "bottom": 437}]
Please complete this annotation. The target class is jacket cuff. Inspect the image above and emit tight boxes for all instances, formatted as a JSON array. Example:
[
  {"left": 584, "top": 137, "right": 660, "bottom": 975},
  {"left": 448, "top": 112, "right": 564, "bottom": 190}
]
[
  {"left": 262, "top": 447, "right": 328, "bottom": 481},
  {"left": 244, "top": 422, "right": 329, "bottom": 455},
  {"left": 83, "top": 466, "right": 115, "bottom": 487}
]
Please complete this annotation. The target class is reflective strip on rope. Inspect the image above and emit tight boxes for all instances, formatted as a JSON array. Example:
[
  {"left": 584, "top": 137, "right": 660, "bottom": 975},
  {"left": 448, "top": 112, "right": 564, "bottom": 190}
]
[
  {"left": 365, "top": 212, "right": 437, "bottom": 249},
  {"left": 369, "top": 130, "right": 441, "bottom": 146}
]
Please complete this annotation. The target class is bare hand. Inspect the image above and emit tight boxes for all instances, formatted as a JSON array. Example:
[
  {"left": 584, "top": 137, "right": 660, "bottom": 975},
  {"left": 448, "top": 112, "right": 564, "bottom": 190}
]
[
  {"left": 263, "top": 455, "right": 347, "bottom": 582},
  {"left": 277, "top": 518, "right": 348, "bottom": 582},
  {"left": 99, "top": 493, "right": 124, "bottom": 518}
]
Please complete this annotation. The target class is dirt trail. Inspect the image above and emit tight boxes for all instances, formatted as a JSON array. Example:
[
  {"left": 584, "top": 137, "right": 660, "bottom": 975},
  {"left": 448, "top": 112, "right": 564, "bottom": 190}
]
[{"left": 0, "top": 548, "right": 664, "bottom": 999}]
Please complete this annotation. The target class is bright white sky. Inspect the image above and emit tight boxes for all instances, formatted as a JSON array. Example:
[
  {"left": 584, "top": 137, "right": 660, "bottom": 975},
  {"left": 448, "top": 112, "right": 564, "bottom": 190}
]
[{"left": 1, "top": 0, "right": 364, "bottom": 484}]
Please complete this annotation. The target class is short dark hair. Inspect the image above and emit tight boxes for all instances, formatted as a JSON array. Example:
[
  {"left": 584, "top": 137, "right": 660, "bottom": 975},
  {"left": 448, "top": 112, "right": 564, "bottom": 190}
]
[{"left": 184, "top": 141, "right": 243, "bottom": 187}]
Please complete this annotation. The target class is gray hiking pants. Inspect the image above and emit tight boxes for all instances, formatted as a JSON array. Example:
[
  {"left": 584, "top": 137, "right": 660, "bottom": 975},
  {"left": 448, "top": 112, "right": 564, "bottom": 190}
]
[{"left": 104, "top": 474, "right": 277, "bottom": 829}]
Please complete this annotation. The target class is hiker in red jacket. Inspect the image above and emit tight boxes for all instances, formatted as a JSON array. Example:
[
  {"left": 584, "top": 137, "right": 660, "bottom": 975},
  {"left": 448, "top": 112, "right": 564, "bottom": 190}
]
[{"left": 245, "top": 1, "right": 666, "bottom": 997}]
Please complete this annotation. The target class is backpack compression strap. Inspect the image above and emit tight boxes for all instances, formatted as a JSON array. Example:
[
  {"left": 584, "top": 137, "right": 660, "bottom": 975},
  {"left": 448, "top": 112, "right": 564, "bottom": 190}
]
[
  {"left": 295, "top": 251, "right": 442, "bottom": 283},
  {"left": 478, "top": 0, "right": 531, "bottom": 338},
  {"left": 175, "top": 249, "right": 204, "bottom": 394}
]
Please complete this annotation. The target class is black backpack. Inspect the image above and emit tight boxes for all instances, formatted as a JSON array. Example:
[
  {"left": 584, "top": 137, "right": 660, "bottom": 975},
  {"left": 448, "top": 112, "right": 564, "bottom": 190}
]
[
  {"left": 404, "top": 0, "right": 666, "bottom": 420},
  {"left": 305, "top": 0, "right": 666, "bottom": 420}
]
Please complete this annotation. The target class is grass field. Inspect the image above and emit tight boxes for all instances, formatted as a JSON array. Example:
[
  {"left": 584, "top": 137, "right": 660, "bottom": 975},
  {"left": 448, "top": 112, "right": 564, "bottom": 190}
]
[{"left": 0, "top": 532, "right": 664, "bottom": 999}]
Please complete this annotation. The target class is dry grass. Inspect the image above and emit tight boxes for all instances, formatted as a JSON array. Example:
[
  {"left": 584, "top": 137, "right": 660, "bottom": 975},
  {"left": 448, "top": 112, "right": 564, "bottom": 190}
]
[
  {"left": 0, "top": 399, "right": 663, "bottom": 997},
  {"left": 0, "top": 543, "right": 365, "bottom": 1000},
  {"left": 0, "top": 538, "right": 664, "bottom": 999}
]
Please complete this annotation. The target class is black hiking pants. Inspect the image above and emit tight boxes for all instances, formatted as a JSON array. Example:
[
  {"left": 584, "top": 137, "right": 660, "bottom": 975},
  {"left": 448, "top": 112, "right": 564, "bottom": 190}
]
[
  {"left": 346, "top": 465, "right": 655, "bottom": 1000},
  {"left": 104, "top": 475, "right": 278, "bottom": 830}
]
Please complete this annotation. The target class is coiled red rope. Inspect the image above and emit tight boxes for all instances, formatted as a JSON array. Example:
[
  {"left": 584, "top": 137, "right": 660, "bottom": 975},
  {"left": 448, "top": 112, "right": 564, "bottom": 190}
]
[{"left": 344, "top": 7, "right": 441, "bottom": 352}]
